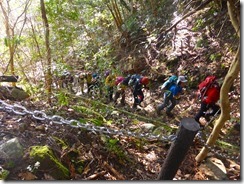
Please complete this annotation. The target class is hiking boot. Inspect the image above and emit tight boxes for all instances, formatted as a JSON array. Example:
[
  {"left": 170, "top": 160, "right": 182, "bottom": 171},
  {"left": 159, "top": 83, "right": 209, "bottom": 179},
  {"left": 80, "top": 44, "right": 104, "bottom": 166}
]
[{"left": 166, "top": 111, "right": 174, "bottom": 118}]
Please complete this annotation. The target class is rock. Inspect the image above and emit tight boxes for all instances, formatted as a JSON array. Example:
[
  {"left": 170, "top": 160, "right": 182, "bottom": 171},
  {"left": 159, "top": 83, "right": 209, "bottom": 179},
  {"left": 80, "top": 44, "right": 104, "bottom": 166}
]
[
  {"left": 11, "top": 87, "right": 29, "bottom": 100},
  {"left": 0, "top": 167, "right": 10, "bottom": 179},
  {"left": 0, "top": 137, "right": 24, "bottom": 161},
  {"left": 199, "top": 157, "right": 227, "bottom": 180},
  {"left": 29, "top": 145, "right": 70, "bottom": 180},
  {"left": 141, "top": 123, "right": 155, "bottom": 130},
  {"left": 0, "top": 86, "right": 29, "bottom": 101}
]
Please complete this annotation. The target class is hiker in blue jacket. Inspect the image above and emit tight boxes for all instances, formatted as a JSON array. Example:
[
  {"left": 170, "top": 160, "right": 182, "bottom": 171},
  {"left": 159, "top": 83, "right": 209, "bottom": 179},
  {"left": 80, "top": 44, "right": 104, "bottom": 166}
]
[{"left": 156, "top": 75, "right": 187, "bottom": 117}]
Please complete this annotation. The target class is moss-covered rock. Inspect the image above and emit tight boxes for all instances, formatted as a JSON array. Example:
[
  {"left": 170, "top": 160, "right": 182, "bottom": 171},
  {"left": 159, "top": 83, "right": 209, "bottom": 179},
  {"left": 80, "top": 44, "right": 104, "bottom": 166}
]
[
  {"left": 29, "top": 146, "right": 69, "bottom": 180},
  {"left": 0, "top": 168, "right": 10, "bottom": 180},
  {"left": 0, "top": 86, "right": 29, "bottom": 101}
]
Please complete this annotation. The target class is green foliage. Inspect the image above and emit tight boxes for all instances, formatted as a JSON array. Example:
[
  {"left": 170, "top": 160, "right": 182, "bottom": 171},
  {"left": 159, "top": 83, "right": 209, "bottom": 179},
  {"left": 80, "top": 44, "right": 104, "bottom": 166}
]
[
  {"left": 5, "top": 160, "right": 15, "bottom": 169},
  {"left": 89, "top": 118, "right": 104, "bottom": 126},
  {"left": 192, "top": 18, "right": 205, "bottom": 31},
  {"left": 3, "top": 36, "right": 21, "bottom": 47},
  {"left": 103, "top": 137, "right": 129, "bottom": 162},
  {"left": 196, "top": 38, "right": 208, "bottom": 48},
  {"left": 209, "top": 53, "right": 222, "bottom": 62},
  {"left": 55, "top": 91, "right": 69, "bottom": 106},
  {"left": 0, "top": 169, "right": 9, "bottom": 180},
  {"left": 216, "top": 140, "right": 240, "bottom": 152},
  {"left": 73, "top": 105, "right": 107, "bottom": 124},
  {"left": 52, "top": 136, "right": 68, "bottom": 150},
  {"left": 123, "top": 14, "right": 139, "bottom": 33}
]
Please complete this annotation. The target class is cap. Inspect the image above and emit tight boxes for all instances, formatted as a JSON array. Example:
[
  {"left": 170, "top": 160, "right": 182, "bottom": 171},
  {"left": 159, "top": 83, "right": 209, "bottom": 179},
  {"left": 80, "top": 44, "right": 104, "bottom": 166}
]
[{"left": 177, "top": 76, "right": 187, "bottom": 84}]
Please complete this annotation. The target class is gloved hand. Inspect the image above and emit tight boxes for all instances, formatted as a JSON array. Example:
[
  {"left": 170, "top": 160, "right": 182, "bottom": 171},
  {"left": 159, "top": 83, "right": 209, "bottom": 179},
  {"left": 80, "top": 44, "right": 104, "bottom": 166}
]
[{"left": 174, "top": 95, "right": 181, "bottom": 100}]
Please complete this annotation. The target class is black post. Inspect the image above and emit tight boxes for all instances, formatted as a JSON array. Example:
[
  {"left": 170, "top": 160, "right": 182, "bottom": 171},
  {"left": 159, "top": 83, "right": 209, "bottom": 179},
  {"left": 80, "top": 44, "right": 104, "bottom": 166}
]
[
  {"left": 158, "top": 117, "right": 200, "bottom": 180},
  {"left": 0, "top": 76, "right": 19, "bottom": 82}
]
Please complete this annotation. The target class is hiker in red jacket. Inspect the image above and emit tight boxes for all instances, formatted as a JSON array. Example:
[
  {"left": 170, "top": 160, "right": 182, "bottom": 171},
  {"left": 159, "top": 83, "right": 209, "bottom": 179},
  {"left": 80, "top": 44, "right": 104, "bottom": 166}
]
[{"left": 194, "top": 76, "right": 220, "bottom": 126}]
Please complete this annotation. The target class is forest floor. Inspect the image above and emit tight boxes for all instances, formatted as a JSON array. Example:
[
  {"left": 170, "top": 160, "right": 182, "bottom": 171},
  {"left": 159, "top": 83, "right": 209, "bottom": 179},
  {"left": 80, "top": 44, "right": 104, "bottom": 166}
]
[{"left": 0, "top": 80, "right": 240, "bottom": 180}]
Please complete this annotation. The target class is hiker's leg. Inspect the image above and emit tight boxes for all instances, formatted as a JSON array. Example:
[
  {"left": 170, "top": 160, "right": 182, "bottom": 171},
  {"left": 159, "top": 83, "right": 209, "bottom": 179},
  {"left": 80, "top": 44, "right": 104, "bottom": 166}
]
[
  {"left": 195, "top": 102, "right": 208, "bottom": 122},
  {"left": 157, "top": 93, "right": 170, "bottom": 115},
  {"left": 158, "top": 93, "right": 170, "bottom": 111},
  {"left": 114, "top": 91, "right": 120, "bottom": 103},
  {"left": 207, "top": 103, "right": 220, "bottom": 116},
  {"left": 121, "top": 90, "right": 126, "bottom": 105},
  {"left": 166, "top": 97, "right": 176, "bottom": 113},
  {"left": 108, "top": 87, "right": 113, "bottom": 101},
  {"left": 133, "top": 90, "right": 139, "bottom": 108},
  {"left": 137, "top": 90, "right": 144, "bottom": 104}
]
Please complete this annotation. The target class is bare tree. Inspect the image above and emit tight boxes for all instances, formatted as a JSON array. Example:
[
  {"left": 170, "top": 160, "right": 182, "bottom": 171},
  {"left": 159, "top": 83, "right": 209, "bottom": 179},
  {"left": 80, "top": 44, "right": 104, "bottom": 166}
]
[
  {"left": 40, "top": 0, "right": 52, "bottom": 104},
  {"left": 0, "top": 0, "right": 31, "bottom": 86}
]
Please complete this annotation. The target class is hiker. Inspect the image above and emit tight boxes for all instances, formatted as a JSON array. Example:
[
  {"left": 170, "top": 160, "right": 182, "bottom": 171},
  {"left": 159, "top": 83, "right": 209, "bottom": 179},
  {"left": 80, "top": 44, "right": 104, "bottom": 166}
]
[
  {"left": 104, "top": 70, "right": 116, "bottom": 102},
  {"left": 76, "top": 71, "right": 86, "bottom": 94},
  {"left": 85, "top": 71, "right": 93, "bottom": 94},
  {"left": 194, "top": 75, "right": 220, "bottom": 126},
  {"left": 89, "top": 72, "right": 102, "bottom": 94},
  {"left": 113, "top": 75, "right": 129, "bottom": 106},
  {"left": 129, "top": 75, "right": 149, "bottom": 109},
  {"left": 156, "top": 75, "right": 187, "bottom": 117},
  {"left": 59, "top": 71, "right": 74, "bottom": 92}
]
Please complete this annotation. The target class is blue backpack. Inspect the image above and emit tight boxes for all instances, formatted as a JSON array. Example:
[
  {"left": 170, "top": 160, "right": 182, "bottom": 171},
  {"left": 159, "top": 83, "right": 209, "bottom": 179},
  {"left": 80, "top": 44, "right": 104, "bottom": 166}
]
[
  {"left": 160, "top": 75, "right": 178, "bottom": 91},
  {"left": 128, "top": 74, "right": 141, "bottom": 86}
]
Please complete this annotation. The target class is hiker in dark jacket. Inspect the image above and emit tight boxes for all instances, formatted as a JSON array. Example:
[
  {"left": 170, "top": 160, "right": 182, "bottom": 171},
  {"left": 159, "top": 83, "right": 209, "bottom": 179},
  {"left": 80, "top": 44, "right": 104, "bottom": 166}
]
[
  {"left": 131, "top": 76, "right": 149, "bottom": 109},
  {"left": 156, "top": 76, "right": 187, "bottom": 117},
  {"left": 194, "top": 77, "right": 220, "bottom": 126}
]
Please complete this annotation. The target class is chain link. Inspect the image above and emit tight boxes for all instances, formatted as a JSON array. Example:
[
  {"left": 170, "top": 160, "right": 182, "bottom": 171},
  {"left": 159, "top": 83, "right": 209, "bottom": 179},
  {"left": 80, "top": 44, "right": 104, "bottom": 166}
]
[
  {"left": 0, "top": 100, "right": 175, "bottom": 142},
  {"left": 196, "top": 131, "right": 240, "bottom": 161},
  {"left": 0, "top": 100, "right": 239, "bottom": 162}
]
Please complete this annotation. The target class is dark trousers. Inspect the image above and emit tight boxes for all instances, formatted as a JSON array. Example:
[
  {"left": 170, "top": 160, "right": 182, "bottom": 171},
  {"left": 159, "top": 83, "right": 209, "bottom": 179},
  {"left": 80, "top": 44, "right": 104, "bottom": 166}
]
[
  {"left": 114, "top": 90, "right": 125, "bottom": 104},
  {"left": 195, "top": 102, "right": 220, "bottom": 122},
  {"left": 106, "top": 86, "right": 114, "bottom": 101},
  {"left": 133, "top": 89, "right": 144, "bottom": 107}
]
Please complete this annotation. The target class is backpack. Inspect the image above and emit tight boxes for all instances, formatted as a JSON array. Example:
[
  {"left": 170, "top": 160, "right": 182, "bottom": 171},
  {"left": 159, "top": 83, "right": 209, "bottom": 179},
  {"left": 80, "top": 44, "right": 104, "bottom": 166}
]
[
  {"left": 128, "top": 74, "right": 141, "bottom": 86},
  {"left": 115, "top": 76, "right": 124, "bottom": 85},
  {"left": 122, "top": 75, "right": 131, "bottom": 86},
  {"left": 160, "top": 75, "right": 178, "bottom": 91},
  {"left": 198, "top": 75, "right": 217, "bottom": 99}
]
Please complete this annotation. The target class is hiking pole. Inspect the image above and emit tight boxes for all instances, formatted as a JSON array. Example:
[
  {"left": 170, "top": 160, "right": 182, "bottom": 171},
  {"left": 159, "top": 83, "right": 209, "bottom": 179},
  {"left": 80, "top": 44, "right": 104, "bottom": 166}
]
[{"left": 203, "top": 108, "right": 221, "bottom": 129}]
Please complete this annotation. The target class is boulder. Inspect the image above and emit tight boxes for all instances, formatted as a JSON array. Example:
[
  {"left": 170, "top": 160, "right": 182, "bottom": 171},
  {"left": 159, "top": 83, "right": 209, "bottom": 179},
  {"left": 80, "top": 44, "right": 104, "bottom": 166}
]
[
  {"left": 29, "top": 145, "right": 70, "bottom": 180},
  {"left": 198, "top": 157, "right": 227, "bottom": 180},
  {"left": 0, "top": 86, "right": 29, "bottom": 101},
  {"left": 0, "top": 137, "right": 24, "bottom": 161}
]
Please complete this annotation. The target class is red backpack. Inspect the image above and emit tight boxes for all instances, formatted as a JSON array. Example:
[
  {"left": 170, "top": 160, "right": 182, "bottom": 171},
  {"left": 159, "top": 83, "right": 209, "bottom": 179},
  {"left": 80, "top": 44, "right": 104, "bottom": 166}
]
[{"left": 198, "top": 76, "right": 217, "bottom": 100}]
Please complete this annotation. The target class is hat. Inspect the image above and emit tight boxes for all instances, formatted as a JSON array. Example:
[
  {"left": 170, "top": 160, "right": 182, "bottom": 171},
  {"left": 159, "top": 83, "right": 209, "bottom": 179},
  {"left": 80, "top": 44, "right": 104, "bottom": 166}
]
[{"left": 177, "top": 76, "right": 187, "bottom": 84}]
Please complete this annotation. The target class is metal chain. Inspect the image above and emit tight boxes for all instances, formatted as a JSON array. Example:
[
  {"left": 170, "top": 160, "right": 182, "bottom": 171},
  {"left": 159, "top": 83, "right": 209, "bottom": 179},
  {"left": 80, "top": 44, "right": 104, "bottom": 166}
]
[
  {"left": 196, "top": 131, "right": 240, "bottom": 162},
  {"left": 0, "top": 100, "right": 239, "bottom": 162},
  {"left": 0, "top": 100, "right": 177, "bottom": 142}
]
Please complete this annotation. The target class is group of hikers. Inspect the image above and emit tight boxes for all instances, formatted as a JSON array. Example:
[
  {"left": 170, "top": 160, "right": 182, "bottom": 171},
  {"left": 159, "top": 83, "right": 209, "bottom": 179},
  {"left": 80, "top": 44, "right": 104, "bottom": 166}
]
[
  {"left": 58, "top": 70, "right": 221, "bottom": 128},
  {"left": 75, "top": 70, "right": 150, "bottom": 109}
]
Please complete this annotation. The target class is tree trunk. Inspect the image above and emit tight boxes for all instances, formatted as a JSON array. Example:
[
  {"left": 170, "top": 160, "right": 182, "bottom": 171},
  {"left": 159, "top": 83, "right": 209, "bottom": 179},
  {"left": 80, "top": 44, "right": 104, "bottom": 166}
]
[
  {"left": 195, "top": 0, "right": 240, "bottom": 162},
  {"left": 0, "top": 2, "right": 16, "bottom": 86},
  {"left": 40, "top": 0, "right": 52, "bottom": 104}
]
